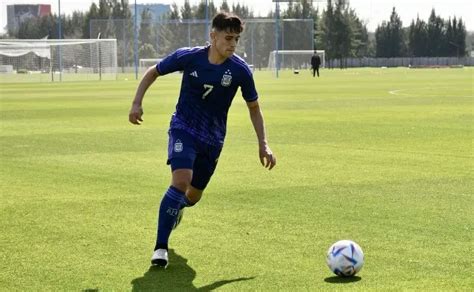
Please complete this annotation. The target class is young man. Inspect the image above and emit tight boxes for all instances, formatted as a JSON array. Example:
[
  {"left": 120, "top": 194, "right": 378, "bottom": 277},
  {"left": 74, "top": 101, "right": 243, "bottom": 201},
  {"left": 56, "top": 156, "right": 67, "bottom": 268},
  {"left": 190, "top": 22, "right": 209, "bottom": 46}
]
[
  {"left": 311, "top": 52, "right": 321, "bottom": 77},
  {"left": 129, "top": 12, "right": 276, "bottom": 268}
]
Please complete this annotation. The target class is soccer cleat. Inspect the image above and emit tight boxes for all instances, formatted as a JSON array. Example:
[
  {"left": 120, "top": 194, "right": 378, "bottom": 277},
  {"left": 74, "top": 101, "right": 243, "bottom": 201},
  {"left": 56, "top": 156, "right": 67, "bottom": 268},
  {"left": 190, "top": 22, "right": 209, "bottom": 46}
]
[
  {"left": 173, "top": 208, "right": 184, "bottom": 230},
  {"left": 151, "top": 249, "right": 168, "bottom": 268}
]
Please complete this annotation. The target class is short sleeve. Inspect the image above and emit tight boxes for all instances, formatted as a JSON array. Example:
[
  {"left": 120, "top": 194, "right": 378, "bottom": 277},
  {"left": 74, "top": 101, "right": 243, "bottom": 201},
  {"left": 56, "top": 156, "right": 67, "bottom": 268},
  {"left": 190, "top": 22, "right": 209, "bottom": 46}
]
[
  {"left": 156, "top": 48, "right": 190, "bottom": 75},
  {"left": 240, "top": 68, "right": 258, "bottom": 102}
]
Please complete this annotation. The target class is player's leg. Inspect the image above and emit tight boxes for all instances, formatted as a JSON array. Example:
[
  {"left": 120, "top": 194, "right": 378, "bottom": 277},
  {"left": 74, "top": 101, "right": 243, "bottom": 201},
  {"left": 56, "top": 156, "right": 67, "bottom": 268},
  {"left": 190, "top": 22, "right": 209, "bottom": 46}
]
[
  {"left": 316, "top": 66, "right": 320, "bottom": 77},
  {"left": 172, "top": 141, "right": 220, "bottom": 229},
  {"left": 152, "top": 129, "right": 196, "bottom": 267},
  {"left": 153, "top": 147, "right": 217, "bottom": 267},
  {"left": 188, "top": 141, "right": 222, "bottom": 199}
]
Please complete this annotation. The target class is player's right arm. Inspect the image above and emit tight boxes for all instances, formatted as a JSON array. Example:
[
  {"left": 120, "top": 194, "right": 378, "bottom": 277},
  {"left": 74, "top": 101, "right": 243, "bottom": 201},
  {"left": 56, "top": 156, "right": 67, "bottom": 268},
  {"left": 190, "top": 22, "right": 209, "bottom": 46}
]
[
  {"left": 129, "top": 65, "right": 160, "bottom": 125},
  {"left": 129, "top": 48, "right": 190, "bottom": 125}
]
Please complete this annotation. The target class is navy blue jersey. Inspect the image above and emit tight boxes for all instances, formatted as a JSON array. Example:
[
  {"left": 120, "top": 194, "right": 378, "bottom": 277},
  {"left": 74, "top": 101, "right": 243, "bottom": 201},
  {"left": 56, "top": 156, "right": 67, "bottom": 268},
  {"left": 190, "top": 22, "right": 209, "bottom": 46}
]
[{"left": 156, "top": 46, "right": 258, "bottom": 147}]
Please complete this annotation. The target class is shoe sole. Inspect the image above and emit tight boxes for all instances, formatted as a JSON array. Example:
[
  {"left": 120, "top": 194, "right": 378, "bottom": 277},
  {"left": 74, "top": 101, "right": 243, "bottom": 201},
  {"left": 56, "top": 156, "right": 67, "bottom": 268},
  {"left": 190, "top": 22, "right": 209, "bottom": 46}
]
[{"left": 151, "top": 258, "right": 168, "bottom": 268}]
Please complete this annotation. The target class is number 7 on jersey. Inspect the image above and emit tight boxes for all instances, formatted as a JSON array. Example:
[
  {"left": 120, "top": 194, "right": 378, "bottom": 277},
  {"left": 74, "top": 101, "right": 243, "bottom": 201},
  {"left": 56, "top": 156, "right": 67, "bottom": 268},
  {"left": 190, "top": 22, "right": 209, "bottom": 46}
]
[{"left": 202, "top": 84, "right": 214, "bottom": 99}]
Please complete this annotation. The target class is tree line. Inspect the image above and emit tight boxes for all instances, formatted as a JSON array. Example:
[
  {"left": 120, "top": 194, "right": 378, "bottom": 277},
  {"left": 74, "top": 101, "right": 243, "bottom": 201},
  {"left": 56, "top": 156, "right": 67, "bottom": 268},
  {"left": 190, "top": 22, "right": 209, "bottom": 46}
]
[
  {"left": 376, "top": 7, "right": 467, "bottom": 57},
  {"left": 6, "top": 0, "right": 468, "bottom": 64}
]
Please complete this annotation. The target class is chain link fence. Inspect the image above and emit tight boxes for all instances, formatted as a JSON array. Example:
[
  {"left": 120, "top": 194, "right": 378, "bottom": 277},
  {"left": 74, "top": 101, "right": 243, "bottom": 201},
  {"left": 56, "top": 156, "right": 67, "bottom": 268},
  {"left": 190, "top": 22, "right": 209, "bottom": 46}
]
[{"left": 89, "top": 18, "right": 314, "bottom": 73}]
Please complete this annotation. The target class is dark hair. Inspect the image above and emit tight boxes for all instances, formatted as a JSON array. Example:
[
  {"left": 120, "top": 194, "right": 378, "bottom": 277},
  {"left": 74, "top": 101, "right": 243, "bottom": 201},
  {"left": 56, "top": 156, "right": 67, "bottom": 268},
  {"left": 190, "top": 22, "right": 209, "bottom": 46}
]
[{"left": 212, "top": 12, "right": 243, "bottom": 33}]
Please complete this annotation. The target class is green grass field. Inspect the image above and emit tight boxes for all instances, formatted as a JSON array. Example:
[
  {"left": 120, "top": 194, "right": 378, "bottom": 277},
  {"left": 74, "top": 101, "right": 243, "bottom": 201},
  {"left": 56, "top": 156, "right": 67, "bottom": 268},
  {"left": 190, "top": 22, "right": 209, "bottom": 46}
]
[{"left": 1, "top": 68, "right": 473, "bottom": 291}]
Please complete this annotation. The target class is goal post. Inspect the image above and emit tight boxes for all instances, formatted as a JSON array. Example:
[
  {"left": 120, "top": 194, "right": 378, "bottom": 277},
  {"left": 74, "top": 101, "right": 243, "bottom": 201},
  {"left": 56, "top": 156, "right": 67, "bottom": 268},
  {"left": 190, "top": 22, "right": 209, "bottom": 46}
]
[
  {"left": 0, "top": 39, "right": 117, "bottom": 83},
  {"left": 268, "top": 50, "right": 325, "bottom": 71}
]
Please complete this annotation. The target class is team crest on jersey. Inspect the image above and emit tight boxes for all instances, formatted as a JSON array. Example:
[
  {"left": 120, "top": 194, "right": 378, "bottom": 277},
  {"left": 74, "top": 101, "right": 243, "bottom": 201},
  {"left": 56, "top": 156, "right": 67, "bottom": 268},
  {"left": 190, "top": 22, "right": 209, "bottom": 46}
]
[
  {"left": 174, "top": 139, "right": 183, "bottom": 152},
  {"left": 221, "top": 69, "right": 232, "bottom": 87}
]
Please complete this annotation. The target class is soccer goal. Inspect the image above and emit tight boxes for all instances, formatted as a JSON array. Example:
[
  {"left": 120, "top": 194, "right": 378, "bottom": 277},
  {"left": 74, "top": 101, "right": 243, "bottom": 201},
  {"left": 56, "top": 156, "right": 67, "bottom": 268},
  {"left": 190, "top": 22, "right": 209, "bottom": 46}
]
[
  {"left": 268, "top": 50, "right": 325, "bottom": 71},
  {"left": 0, "top": 39, "right": 117, "bottom": 82},
  {"left": 139, "top": 58, "right": 163, "bottom": 73}
]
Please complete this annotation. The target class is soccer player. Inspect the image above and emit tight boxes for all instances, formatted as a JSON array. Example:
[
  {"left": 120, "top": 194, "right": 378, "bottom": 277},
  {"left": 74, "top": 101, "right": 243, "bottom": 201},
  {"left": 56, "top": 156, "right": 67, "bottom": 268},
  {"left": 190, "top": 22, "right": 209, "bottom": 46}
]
[{"left": 128, "top": 12, "right": 276, "bottom": 268}]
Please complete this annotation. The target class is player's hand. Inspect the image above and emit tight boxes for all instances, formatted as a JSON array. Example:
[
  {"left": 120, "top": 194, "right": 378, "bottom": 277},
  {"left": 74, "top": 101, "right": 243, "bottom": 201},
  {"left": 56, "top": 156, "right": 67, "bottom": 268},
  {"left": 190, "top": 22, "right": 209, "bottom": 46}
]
[
  {"left": 129, "top": 104, "right": 144, "bottom": 125},
  {"left": 259, "top": 143, "right": 276, "bottom": 170}
]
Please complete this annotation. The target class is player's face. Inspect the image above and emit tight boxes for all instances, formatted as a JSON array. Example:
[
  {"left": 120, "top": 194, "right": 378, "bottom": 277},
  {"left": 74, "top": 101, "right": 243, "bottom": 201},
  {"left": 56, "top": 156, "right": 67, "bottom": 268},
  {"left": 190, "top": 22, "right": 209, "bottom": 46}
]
[{"left": 211, "top": 30, "right": 240, "bottom": 59}]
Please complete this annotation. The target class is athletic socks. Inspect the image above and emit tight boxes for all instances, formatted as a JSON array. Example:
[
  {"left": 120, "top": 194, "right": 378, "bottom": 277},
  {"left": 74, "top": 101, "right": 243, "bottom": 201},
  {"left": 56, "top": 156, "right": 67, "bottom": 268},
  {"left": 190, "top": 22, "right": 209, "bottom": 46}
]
[{"left": 154, "top": 186, "right": 185, "bottom": 251}]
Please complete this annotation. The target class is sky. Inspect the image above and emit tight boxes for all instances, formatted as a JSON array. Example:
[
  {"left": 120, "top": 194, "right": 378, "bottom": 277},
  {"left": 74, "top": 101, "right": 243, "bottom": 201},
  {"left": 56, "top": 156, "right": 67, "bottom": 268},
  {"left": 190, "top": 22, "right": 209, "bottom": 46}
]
[{"left": 1, "top": 0, "right": 473, "bottom": 33}]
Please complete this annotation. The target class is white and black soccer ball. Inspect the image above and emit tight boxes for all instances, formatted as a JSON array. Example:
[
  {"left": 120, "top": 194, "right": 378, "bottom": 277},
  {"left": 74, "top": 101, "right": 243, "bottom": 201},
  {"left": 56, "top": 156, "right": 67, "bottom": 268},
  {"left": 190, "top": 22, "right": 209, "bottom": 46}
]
[{"left": 326, "top": 240, "right": 364, "bottom": 277}]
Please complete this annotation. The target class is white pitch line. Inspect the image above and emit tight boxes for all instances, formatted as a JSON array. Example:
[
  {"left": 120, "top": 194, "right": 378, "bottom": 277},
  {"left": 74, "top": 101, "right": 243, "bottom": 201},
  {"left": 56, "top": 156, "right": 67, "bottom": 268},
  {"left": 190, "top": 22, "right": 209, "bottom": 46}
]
[{"left": 389, "top": 87, "right": 473, "bottom": 98}]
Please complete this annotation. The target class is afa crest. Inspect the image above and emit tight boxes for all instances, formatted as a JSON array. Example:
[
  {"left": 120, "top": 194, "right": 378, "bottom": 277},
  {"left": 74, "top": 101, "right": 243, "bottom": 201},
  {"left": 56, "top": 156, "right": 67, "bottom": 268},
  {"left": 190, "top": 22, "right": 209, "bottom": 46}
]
[
  {"left": 221, "top": 69, "right": 232, "bottom": 87},
  {"left": 174, "top": 139, "right": 183, "bottom": 152}
]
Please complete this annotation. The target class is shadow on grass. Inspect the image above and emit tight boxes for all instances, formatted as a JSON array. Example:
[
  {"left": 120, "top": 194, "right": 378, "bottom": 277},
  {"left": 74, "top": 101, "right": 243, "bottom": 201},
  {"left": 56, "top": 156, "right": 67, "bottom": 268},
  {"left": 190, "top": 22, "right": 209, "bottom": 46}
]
[
  {"left": 131, "top": 249, "right": 255, "bottom": 291},
  {"left": 324, "top": 276, "right": 362, "bottom": 284}
]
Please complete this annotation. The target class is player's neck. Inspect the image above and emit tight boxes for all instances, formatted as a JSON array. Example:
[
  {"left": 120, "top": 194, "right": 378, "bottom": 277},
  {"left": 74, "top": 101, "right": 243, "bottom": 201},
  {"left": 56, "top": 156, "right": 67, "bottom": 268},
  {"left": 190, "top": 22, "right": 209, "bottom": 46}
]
[{"left": 208, "top": 46, "right": 227, "bottom": 65}]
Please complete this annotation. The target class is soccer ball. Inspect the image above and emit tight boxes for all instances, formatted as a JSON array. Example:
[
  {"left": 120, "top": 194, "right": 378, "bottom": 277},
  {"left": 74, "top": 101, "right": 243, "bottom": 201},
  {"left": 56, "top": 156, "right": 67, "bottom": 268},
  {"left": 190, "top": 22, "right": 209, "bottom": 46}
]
[{"left": 326, "top": 240, "right": 364, "bottom": 277}]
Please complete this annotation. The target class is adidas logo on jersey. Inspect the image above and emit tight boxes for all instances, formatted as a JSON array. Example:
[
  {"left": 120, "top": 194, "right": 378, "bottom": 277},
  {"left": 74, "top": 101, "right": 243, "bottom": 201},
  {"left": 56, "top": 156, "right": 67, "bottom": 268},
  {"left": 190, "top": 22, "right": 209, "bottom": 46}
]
[{"left": 189, "top": 71, "right": 198, "bottom": 77}]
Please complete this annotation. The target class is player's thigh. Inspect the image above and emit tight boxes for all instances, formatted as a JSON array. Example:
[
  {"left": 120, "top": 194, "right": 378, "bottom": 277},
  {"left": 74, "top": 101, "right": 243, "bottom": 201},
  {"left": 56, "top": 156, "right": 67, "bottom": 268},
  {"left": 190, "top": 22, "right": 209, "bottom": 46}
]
[
  {"left": 167, "top": 129, "right": 197, "bottom": 190},
  {"left": 190, "top": 145, "right": 222, "bottom": 191}
]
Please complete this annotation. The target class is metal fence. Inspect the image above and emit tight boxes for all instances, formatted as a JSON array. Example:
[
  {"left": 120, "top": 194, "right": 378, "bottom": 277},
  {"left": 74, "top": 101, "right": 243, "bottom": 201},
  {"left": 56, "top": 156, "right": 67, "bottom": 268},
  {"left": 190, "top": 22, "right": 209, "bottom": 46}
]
[
  {"left": 89, "top": 18, "right": 314, "bottom": 72},
  {"left": 327, "top": 57, "right": 474, "bottom": 68}
]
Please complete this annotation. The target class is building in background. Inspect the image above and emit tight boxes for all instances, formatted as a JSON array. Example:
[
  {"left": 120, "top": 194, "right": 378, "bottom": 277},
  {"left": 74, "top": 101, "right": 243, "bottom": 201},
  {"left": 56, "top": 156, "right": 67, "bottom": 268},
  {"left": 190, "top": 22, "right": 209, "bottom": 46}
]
[
  {"left": 7, "top": 4, "right": 51, "bottom": 34},
  {"left": 130, "top": 4, "right": 170, "bottom": 23}
]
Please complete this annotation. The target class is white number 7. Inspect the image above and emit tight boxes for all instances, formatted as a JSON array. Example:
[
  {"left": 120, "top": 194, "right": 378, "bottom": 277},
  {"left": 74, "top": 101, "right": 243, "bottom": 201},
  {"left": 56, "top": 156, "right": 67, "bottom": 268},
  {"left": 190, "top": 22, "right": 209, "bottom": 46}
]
[{"left": 202, "top": 84, "right": 214, "bottom": 99}]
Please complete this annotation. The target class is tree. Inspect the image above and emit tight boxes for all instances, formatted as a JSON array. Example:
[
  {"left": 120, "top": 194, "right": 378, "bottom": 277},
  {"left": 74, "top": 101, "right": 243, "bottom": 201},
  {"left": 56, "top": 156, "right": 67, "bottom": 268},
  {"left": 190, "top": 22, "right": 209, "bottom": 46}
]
[
  {"left": 17, "top": 18, "right": 41, "bottom": 39},
  {"left": 139, "top": 8, "right": 155, "bottom": 46},
  {"left": 318, "top": 0, "right": 335, "bottom": 62},
  {"left": 327, "top": 0, "right": 352, "bottom": 66},
  {"left": 67, "top": 11, "right": 86, "bottom": 38},
  {"left": 347, "top": 8, "right": 369, "bottom": 57},
  {"left": 407, "top": 13, "right": 466, "bottom": 57},
  {"left": 449, "top": 17, "right": 467, "bottom": 57},
  {"left": 232, "top": 3, "right": 252, "bottom": 19},
  {"left": 194, "top": 0, "right": 217, "bottom": 19},
  {"left": 181, "top": 0, "right": 193, "bottom": 19},
  {"left": 311, "top": 7, "right": 320, "bottom": 51},
  {"left": 169, "top": 3, "right": 180, "bottom": 19},
  {"left": 408, "top": 17, "right": 428, "bottom": 57},
  {"left": 98, "top": 0, "right": 112, "bottom": 19},
  {"left": 426, "top": 9, "right": 444, "bottom": 56},
  {"left": 83, "top": 3, "right": 100, "bottom": 38},
  {"left": 220, "top": 0, "right": 230, "bottom": 12},
  {"left": 282, "top": 1, "right": 313, "bottom": 51},
  {"left": 138, "top": 7, "right": 157, "bottom": 58},
  {"left": 301, "top": 0, "right": 313, "bottom": 19},
  {"left": 339, "top": 1, "right": 352, "bottom": 62},
  {"left": 138, "top": 43, "right": 157, "bottom": 59},
  {"left": 375, "top": 7, "right": 405, "bottom": 57}
]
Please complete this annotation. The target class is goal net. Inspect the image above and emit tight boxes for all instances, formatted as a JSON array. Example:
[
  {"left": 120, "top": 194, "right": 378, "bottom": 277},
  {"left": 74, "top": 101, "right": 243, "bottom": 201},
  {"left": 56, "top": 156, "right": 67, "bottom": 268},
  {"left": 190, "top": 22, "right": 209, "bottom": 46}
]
[
  {"left": 268, "top": 50, "right": 325, "bottom": 70},
  {"left": 0, "top": 39, "right": 117, "bottom": 83},
  {"left": 139, "top": 58, "right": 163, "bottom": 73}
]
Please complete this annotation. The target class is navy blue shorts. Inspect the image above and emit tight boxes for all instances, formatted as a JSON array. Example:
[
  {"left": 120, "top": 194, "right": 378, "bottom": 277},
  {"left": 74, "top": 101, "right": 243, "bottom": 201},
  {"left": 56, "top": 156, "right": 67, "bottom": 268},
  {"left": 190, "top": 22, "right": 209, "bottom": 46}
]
[{"left": 167, "top": 128, "right": 222, "bottom": 190}]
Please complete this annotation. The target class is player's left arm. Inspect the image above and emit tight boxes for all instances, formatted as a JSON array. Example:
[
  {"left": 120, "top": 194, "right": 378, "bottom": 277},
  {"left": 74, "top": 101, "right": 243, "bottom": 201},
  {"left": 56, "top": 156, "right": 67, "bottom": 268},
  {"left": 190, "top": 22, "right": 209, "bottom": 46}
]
[{"left": 247, "top": 100, "right": 276, "bottom": 170}]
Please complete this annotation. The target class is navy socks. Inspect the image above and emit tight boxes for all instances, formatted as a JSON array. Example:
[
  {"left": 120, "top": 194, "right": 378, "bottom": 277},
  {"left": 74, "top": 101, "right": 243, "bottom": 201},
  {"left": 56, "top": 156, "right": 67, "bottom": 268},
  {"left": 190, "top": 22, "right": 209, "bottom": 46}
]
[{"left": 154, "top": 186, "right": 185, "bottom": 251}]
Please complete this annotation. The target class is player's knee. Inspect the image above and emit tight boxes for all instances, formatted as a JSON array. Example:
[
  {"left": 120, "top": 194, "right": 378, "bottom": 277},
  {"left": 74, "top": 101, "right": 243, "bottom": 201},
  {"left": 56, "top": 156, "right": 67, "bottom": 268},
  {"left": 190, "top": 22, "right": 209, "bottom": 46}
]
[
  {"left": 172, "top": 169, "right": 192, "bottom": 192},
  {"left": 172, "top": 181, "right": 189, "bottom": 193}
]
